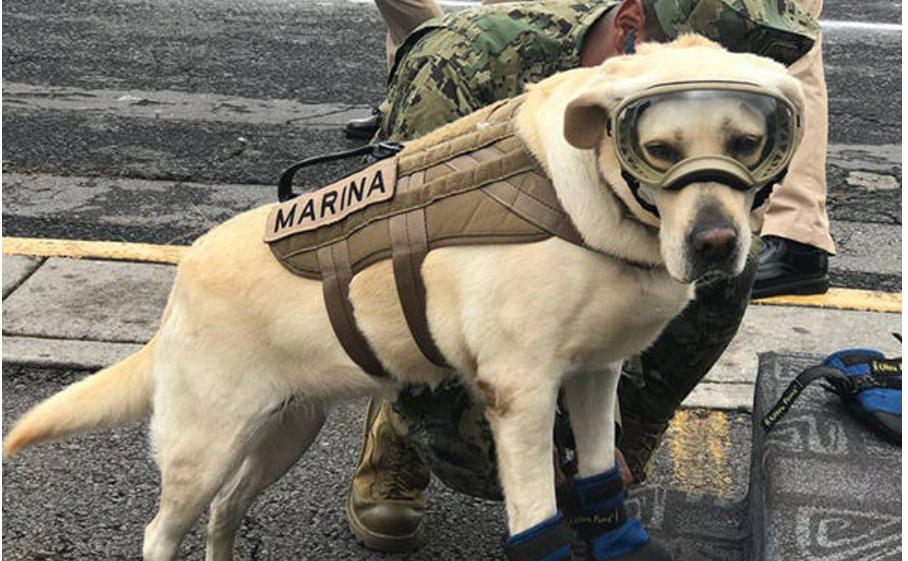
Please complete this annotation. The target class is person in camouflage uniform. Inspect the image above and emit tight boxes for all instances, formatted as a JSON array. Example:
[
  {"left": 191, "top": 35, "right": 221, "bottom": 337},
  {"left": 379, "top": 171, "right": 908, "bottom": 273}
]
[
  {"left": 345, "top": 0, "right": 819, "bottom": 553},
  {"left": 378, "top": 0, "right": 816, "bottom": 141}
]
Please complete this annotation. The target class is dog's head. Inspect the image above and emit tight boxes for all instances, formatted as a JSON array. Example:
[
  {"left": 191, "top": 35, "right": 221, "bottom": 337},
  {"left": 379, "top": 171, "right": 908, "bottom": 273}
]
[{"left": 561, "top": 35, "right": 804, "bottom": 283}]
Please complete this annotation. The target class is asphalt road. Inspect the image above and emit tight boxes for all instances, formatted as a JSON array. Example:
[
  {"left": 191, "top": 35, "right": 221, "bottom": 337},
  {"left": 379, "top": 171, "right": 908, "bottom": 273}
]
[{"left": 2, "top": 0, "right": 903, "bottom": 291}]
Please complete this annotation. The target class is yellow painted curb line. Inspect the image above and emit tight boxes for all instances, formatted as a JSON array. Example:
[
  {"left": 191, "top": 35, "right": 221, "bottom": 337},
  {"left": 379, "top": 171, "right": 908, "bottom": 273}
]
[
  {"left": 2, "top": 237, "right": 902, "bottom": 314},
  {"left": 2, "top": 237, "right": 187, "bottom": 264},
  {"left": 753, "top": 288, "right": 901, "bottom": 314},
  {"left": 667, "top": 410, "right": 738, "bottom": 499}
]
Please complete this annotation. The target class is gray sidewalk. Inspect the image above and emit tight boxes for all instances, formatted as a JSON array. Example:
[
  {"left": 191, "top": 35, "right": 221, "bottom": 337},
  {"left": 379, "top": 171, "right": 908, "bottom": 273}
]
[{"left": 2, "top": 253, "right": 902, "bottom": 410}]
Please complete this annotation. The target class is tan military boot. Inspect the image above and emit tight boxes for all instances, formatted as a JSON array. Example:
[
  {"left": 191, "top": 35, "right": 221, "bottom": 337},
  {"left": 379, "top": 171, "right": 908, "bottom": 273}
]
[{"left": 345, "top": 399, "right": 431, "bottom": 552}]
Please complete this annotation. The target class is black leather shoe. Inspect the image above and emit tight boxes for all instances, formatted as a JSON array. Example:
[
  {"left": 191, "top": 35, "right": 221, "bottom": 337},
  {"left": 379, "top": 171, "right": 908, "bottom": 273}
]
[
  {"left": 752, "top": 235, "right": 829, "bottom": 299},
  {"left": 345, "top": 107, "right": 383, "bottom": 140}
]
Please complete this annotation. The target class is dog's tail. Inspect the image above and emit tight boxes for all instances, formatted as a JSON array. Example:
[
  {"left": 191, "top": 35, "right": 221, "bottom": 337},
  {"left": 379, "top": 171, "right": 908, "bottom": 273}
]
[{"left": 3, "top": 337, "right": 157, "bottom": 457}]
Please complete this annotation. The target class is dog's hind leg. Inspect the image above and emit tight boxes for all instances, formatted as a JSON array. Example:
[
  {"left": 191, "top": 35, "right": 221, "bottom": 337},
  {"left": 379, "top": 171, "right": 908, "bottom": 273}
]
[
  {"left": 142, "top": 410, "right": 255, "bottom": 561},
  {"left": 204, "top": 400, "right": 327, "bottom": 561},
  {"left": 141, "top": 363, "right": 299, "bottom": 561},
  {"left": 142, "top": 434, "right": 237, "bottom": 560}
]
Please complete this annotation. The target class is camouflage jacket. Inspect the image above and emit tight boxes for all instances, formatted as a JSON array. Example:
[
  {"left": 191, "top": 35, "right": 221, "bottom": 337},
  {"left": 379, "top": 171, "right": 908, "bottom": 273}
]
[
  {"left": 378, "top": 1, "right": 614, "bottom": 141},
  {"left": 377, "top": 0, "right": 818, "bottom": 142}
]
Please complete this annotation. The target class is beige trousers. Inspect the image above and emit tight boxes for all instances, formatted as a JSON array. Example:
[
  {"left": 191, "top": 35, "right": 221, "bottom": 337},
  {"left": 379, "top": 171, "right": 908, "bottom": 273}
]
[
  {"left": 760, "top": 0, "right": 835, "bottom": 253},
  {"left": 376, "top": 0, "right": 444, "bottom": 71},
  {"left": 377, "top": 0, "right": 516, "bottom": 70},
  {"left": 375, "top": 0, "right": 835, "bottom": 253}
]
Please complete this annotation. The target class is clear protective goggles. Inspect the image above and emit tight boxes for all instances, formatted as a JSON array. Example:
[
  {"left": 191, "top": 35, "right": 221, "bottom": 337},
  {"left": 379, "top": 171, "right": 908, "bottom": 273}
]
[{"left": 611, "top": 81, "right": 802, "bottom": 192}]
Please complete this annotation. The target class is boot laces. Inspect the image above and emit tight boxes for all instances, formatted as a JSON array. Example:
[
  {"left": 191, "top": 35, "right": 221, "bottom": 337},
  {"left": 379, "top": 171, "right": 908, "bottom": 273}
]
[
  {"left": 373, "top": 429, "right": 426, "bottom": 500},
  {"left": 761, "top": 235, "right": 785, "bottom": 257}
]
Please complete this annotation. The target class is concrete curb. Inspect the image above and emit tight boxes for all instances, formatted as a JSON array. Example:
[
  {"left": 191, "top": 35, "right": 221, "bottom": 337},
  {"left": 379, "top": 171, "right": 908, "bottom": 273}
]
[
  {"left": 682, "top": 382, "right": 757, "bottom": 411},
  {"left": 3, "top": 336, "right": 144, "bottom": 371}
]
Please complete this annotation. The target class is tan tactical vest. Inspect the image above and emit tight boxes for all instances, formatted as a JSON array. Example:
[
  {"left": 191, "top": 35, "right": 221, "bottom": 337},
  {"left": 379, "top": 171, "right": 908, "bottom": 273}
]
[{"left": 265, "top": 95, "right": 590, "bottom": 377}]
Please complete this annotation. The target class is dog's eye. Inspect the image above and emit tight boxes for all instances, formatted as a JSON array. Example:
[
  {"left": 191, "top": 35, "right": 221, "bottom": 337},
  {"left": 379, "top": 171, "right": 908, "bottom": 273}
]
[
  {"left": 643, "top": 142, "right": 681, "bottom": 165},
  {"left": 727, "top": 135, "right": 762, "bottom": 155}
]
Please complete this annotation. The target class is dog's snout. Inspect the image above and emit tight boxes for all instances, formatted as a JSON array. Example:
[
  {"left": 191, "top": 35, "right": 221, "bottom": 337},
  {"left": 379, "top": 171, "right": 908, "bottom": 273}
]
[
  {"left": 691, "top": 225, "right": 737, "bottom": 263},
  {"left": 686, "top": 204, "right": 739, "bottom": 270}
]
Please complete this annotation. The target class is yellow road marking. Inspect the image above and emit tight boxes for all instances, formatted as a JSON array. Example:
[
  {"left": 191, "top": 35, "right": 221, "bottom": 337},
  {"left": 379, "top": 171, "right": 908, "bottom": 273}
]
[
  {"left": 2, "top": 237, "right": 187, "bottom": 264},
  {"left": 754, "top": 288, "right": 901, "bottom": 314},
  {"left": 2, "top": 237, "right": 903, "bottom": 314},
  {"left": 667, "top": 410, "right": 736, "bottom": 498}
]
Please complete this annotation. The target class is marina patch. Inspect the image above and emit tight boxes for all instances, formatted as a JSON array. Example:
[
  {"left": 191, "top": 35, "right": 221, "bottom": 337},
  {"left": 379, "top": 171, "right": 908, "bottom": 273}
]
[{"left": 264, "top": 158, "right": 397, "bottom": 242}]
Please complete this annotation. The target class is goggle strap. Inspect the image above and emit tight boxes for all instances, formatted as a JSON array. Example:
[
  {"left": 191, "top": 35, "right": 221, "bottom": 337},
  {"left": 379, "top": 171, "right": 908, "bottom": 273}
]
[
  {"left": 751, "top": 167, "right": 788, "bottom": 211},
  {"left": 621, "top": 170, "right": 661, "bottom": 219},
  {"left": 623, "top": 30, "right": 637, "bottom": 56},
  {"left": 751, "top": 183, "right": 775, "bottom": 211}
]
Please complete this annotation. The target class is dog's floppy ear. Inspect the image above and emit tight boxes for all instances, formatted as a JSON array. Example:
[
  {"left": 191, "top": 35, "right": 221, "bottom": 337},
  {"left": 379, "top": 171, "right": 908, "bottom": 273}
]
[{"left": 564, "top": 92, "right": 610, "bottom": 150}]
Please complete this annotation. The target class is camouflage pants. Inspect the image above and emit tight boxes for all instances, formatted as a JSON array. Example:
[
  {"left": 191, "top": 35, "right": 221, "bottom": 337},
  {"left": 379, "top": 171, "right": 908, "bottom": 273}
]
[{"left": 389, "top": 241, "right": 760, "bottom": 500}]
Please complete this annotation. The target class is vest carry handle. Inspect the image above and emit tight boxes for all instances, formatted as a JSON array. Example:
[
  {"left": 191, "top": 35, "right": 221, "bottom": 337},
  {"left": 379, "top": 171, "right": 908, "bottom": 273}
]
[{"left": 277, "top": 142, "right": 405, "bottom": 202}]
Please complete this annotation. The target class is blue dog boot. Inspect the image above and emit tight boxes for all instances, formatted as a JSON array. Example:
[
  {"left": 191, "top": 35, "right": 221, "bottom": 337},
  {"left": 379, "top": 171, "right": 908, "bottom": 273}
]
[
  {"left": 504, "top": 512, "right": 575, "bottom": 561},
  {"left": 762, "top": 347, "right": 901, "bottom": 444},
  {"left": 560, "top": 467, "right": 671, "bottom": 561},
  {"left": 824, "top": 348, "right": 901, "bottom": 442}
]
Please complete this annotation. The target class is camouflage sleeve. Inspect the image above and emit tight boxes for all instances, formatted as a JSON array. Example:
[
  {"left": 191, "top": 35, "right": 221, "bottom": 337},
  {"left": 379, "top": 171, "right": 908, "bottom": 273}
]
[{"left": 377, "top": 52, "right": 482, "bottom": 143}]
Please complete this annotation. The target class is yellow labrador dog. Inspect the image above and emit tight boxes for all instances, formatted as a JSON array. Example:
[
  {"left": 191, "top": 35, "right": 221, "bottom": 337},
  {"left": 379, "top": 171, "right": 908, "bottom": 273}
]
[{"left": 4, "top": 36, "right": 802, "bottom": 561}]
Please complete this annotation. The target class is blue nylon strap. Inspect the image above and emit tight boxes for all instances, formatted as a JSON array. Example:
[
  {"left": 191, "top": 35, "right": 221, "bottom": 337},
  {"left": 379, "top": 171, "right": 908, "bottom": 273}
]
[
  {"left": 588, "top": 518, "right": 651, "bottom": 561},
  {"left": 575, "top": 466, "right": 624, "bottom": 512},
  {"left": 508, "top": 512, "right": 565, "bottom": 544},
  {"left": 825, "top": 348, "right": 884, "bottom": 372},
  {"left": 574, "top": 465, "right": 621, "bottom": 486},
  {"left": 857, "top": 389, "right": 902, "bottom": 415},
  {"left": 570, "top": 467, "right": 650, "bottom": 560},
  {"left": 826, "top": 349, "right": 902, "bottom": 415}
]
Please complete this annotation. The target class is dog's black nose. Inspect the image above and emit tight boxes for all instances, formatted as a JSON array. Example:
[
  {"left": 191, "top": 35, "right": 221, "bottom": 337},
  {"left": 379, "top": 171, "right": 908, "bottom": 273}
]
[{"left": 691, "top": 225, "right": 737, "bottom": 264}]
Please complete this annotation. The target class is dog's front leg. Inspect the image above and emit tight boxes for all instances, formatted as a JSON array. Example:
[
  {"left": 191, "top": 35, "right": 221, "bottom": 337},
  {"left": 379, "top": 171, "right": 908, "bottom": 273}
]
[
  {"left": 480, "top": 370, "right": 573, "bottom": 561},
  {"left": 561, "top": 368, "right": 671, "bottom": 561},
  {"left": 562, "top": 368, "right": 621, "bottom": 478}
]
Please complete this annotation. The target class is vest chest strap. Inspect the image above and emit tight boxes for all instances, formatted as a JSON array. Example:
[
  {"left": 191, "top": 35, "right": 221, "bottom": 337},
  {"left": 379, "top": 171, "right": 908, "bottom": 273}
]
[
  {"left": 389, "top": 171, "right": 450, "bottom": 369},
  {"left": 317, "top": 169, "right": 450, "bottom": 377},
  {"left": 317, "top": 241, "right": 391, "bottom": 378}
]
